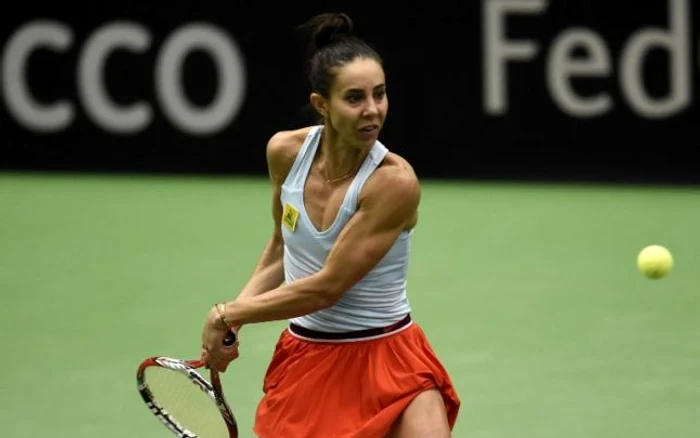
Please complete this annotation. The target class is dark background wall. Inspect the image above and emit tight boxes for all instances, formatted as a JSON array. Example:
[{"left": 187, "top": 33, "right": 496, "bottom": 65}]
[{"left": 2, "top": 0, "right": 698, "bottom": 183}]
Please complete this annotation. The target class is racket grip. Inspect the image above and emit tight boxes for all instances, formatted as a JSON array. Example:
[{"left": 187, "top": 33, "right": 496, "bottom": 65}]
[{"left": 223, "top": 330, "right": 237, "bottom": 346}]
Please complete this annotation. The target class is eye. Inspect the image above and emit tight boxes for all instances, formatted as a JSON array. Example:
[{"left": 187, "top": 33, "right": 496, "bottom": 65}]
[
  {"left": 346, "top": 94, "right": 363, "bottom": 103},
  {"left": 374, "top": 90, "right": 386, "bottom": 100}
]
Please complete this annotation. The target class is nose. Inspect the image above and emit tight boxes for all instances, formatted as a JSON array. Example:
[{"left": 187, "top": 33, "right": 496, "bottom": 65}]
[{"left": 362, "top": 99, "right": 379, "bottom": 117}]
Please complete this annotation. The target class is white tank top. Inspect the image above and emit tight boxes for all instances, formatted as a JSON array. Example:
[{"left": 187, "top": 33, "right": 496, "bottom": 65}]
[{"left": 281, "top": 126, "right": 412, "bottom": 332}]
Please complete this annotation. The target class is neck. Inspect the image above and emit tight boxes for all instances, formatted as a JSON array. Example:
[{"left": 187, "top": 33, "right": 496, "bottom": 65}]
[{"left": 318, "top": 129, "right": 369, "bottom": 182}]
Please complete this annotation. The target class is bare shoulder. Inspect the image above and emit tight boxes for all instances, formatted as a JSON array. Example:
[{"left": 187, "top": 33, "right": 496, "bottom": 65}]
[
  {"left": 266, "top": 126, "right": 315, "bottom": 182},
  {"left": 362, "top": 151, "right": 421, "bottom": 214},
  {"left": 383, "top": 152, "right": 419, "bottom": 184}
]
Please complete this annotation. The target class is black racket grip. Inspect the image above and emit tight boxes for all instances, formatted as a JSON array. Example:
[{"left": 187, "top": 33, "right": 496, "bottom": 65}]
[{"left": 223, "top": 330, "right": 237, "bottom": 346}]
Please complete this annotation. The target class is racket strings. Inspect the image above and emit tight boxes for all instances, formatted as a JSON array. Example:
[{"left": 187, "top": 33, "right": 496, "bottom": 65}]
[{"left": 145, "top": 367, "right": 229, "bottom": 438}]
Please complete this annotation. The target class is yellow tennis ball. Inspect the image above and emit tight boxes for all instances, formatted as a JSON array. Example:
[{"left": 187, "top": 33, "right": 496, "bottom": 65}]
[{"left": 637, "top": 245, "right": 673, "bottom": 279}]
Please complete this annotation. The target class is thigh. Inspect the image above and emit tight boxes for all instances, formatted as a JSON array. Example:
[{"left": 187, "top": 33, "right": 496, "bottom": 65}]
[{"left": 387, "top": 389, "right": 451, "bottom": 438}]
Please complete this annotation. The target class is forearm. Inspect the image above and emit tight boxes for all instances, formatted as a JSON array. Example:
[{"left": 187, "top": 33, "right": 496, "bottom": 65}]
[
  {"left": 236, "top": 236, "right": 285, "bottom": 301},
  {"left": 225, "top": 272, "right": 336, "bottom": 325}
]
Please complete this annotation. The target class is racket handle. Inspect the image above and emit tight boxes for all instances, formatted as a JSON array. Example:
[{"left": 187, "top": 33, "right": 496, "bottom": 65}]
[{"left": 223, "top": 330, "right": 237, "bottom": 346}]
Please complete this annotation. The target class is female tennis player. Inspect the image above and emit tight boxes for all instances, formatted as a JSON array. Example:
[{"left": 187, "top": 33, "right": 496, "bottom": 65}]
[{"left": 201, "top": 12, "right": 461, "bottom": 437}]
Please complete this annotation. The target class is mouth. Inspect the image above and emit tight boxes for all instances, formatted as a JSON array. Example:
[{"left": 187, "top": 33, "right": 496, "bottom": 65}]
[{"left": 358, "top": 125, "right": 379, "bottom": 135}]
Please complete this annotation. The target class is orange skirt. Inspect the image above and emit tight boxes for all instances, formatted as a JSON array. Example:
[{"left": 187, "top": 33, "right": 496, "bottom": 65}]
[{"left": 253, "top": 322, "right": 461, "bottom": 438}]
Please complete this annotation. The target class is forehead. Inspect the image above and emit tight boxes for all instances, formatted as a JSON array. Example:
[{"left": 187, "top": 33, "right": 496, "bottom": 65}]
[{"left": 332, "top": 58, "right": 385, "bottom": 93}]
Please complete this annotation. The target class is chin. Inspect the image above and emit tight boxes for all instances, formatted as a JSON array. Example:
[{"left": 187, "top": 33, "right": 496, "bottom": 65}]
[
  {"left": 355, "top": 139, "right": 376, "bottom": 151},
  {"left": 356, "top": 132, "right": 380, "bottom": 147}
]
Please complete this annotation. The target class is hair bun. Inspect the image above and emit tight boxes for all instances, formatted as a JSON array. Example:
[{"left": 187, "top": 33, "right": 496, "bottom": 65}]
[{"left": 300, "top": 12, "right": 354, "bottom": 54}]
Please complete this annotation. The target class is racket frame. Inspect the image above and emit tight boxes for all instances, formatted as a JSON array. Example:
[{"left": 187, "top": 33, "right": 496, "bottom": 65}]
[{"left": 136, "top": 356, "right": 238, "bottom": 438}]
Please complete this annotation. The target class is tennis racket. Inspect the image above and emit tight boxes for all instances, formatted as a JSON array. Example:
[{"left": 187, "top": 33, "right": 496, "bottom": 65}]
[{"left": 137, "top": 331, "right": 238, "bottom": 438}]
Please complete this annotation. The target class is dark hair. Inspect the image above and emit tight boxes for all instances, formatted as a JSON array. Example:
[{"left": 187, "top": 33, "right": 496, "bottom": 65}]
[{"left": 298, "top": 12, "right": 382, "bottom": 99}]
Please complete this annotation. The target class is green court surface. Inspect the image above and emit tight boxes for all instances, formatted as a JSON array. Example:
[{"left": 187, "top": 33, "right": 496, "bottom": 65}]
[{"left": 1, "top": 172, "right": 699, "bottom": 437}]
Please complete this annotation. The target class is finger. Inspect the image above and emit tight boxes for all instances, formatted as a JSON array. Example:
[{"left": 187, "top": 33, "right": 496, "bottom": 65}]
[
  {"left": 212, "top": 358, "right": 228, "bottom": 373},
  {"left": 204, "top": 354, "right": 219, "bottom": 371},
  {"left": 219, "top": 353, "right": 236, "bottom": 373},
  {"left": 216, "top": 345, "right": 240, "bottom": 361},
  {"left": 209, "top": 350, "right": 237, "bottom": 373},
  {"left": 204, "top": 348, "right": 226, "bottom": 370},
  {"left": 201, "top": 350, "right": 210, "bottom": 369},
  {"left": 222, "top": 342, "right": 240, "bottom": 353},
  {"left": 201, "top": 348, "right": 218, "bottom": 370}
]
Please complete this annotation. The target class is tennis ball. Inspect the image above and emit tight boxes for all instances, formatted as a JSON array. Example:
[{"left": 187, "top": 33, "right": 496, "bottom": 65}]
[{"left": 637, "top": 245, "right": 673, "bottom": 279}]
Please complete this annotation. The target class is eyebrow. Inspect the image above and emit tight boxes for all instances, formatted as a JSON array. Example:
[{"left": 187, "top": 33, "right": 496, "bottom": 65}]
[{"left": 344, "top": 84, "right": 386, "bottom": 93}]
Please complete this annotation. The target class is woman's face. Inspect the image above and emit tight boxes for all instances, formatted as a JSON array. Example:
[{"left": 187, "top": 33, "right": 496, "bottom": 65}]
[{"left": 316, "top": 57, "right": 388, "bottom": 149}]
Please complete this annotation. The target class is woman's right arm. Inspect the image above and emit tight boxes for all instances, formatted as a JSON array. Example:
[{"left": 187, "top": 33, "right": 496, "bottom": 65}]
[{"left": 234, "top": 131, "right": 299, "bottom": 302}]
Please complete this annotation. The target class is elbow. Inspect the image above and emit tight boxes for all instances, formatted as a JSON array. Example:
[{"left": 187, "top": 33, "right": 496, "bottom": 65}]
[
  {"left": 316, "top": 294, "right": 338, "bottom": 310},
  {"left": 316, "top": 270, "right": 348, "bottom": 308}
]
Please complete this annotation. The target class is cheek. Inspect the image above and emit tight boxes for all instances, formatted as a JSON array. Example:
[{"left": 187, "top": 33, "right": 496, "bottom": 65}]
[
  {"left": 379, "top": 99, "right": 389, "bottom": 116},
  {"left": 329, "top": 106, "right": 357, "bottom": 129}
]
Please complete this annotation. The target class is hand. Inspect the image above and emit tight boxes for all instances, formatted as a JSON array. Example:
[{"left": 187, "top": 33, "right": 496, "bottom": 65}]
[{"left": 201, "top": 304, "right": 240, "bottom": 372}]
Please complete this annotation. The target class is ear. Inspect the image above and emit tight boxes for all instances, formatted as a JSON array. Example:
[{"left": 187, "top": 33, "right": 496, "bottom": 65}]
[{"left": 309, "top": 92, "right": 327, "bottom": 117}]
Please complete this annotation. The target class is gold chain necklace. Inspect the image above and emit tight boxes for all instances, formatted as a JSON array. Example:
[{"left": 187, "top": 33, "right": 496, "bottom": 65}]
[
  {"left": 323, "top": 161, "right": 362, "bottom": 183},
  {"left": 324, "top": 169, "right": 355, "bottom": 183}
]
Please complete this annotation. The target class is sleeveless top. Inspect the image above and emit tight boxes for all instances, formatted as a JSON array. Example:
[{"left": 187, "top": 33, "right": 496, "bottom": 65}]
[{"left": 281, "top": 126, "right": 412, "bottom": 332}]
